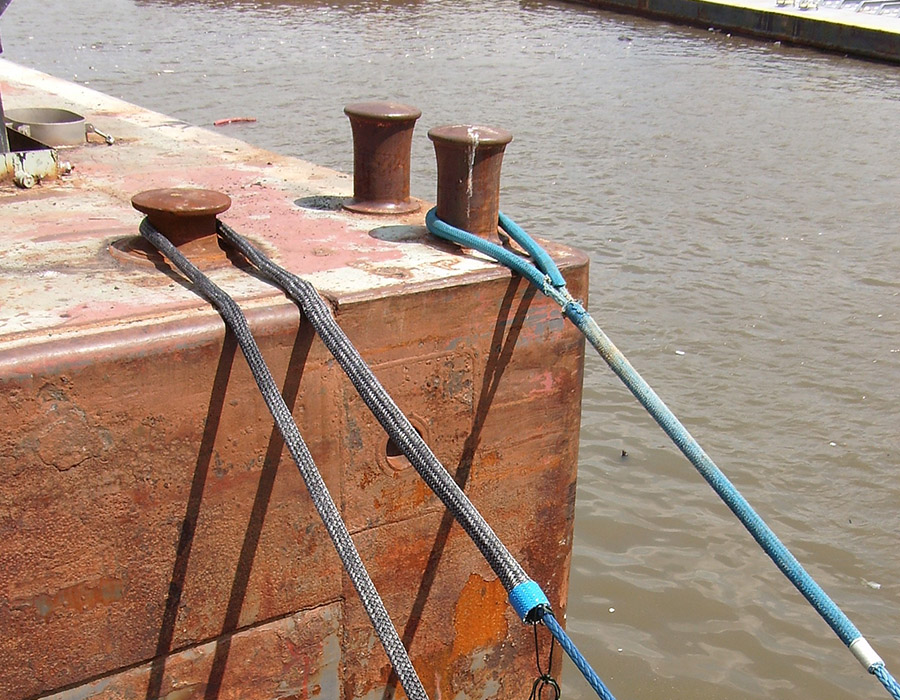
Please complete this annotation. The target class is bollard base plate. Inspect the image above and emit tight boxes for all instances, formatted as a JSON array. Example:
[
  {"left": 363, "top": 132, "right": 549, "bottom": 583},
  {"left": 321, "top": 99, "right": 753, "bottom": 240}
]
[{"left": 342, "top": 197, "right": 422, "bottom": 215}]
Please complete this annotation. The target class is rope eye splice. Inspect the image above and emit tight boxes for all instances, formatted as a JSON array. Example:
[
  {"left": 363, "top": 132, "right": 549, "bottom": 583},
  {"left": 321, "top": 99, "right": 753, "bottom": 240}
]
[{"left": 425, "top": 207, "right": 900, "bottom": 700}]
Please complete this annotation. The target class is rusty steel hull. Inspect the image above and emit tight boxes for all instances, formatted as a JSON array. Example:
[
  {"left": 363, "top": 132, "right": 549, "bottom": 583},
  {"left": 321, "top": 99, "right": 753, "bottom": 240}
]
[
  {"left": 0, "top": 59, "right": 588, "bottom": 700},
  {"left": 1, "top": 269, "right": 587, "bottom": 700}
]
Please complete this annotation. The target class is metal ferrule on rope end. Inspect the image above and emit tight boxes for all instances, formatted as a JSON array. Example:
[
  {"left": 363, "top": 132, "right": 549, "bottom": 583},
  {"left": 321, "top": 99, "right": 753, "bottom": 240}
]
[
  {"left": 850, "top": 637, "right": 885, "bottom": 672},
  {"left": 509, "top": 580, "right": 551, "bottom": 623}
]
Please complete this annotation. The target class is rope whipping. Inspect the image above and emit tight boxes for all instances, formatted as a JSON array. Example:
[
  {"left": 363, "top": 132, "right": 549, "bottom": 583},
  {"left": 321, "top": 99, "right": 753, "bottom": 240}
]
[
  {"left": 138, "top": 218, "right": 430, "bottom": 700},
  {"left": 215, "top": 219, "right": 530, "bottom": 594},
  {"left": 426, "top": 207, "right": 900, "bottom": 699},
  {"left": 215, "top": 218, "right": 617, "bottom": 699}
]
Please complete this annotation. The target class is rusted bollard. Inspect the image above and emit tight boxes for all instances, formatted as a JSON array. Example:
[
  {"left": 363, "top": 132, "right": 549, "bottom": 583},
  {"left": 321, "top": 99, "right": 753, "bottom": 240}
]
[
  {"left": 123, "top": 187, "right": 232, "bottom": 265},
  {"left": 428, "top": 124, "right": 513, "bottom": 243},
  {"left": 132, "top": 187, "right": 231, "bottom": 246},
  {"left": 343, "top": 101, "right": 421, "bottom": 215}
]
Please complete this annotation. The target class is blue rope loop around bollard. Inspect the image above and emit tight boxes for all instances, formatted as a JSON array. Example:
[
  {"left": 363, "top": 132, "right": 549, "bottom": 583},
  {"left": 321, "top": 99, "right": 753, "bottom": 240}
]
[
  {"left": 497, "top": 211, "right": 566, "bottom": 289},
  {"left": 425, "top": 207, "right": 898, "bottom": 700}
]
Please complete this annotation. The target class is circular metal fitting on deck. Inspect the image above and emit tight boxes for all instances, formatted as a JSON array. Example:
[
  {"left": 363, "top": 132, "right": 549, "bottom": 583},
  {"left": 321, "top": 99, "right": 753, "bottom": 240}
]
[
  {"left": 428, "top": 124, "right": 512, "bottom": 242},
  {"left": 343, "top": 101, "right": 422, "bottom": 215},
  {"left": 131, "top": 188, "right": 232, "bottom": 246},
  {"left": 112, "top": 188, "right": 232, "bottom": 267}
]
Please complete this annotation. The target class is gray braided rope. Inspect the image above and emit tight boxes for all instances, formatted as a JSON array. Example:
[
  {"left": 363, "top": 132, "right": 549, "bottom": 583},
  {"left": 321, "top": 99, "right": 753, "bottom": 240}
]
[
  {"left": 139, "top": 218, "right": 430, "bottom": 700},
  {"left": 216, "top": 220, "right": 530, "bottom": 593}
]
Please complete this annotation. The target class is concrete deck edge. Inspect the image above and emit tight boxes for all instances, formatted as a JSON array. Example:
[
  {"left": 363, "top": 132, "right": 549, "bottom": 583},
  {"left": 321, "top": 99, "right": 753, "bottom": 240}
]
[{"left": 570, "top": 0, "right": 900, "bottom": 61}]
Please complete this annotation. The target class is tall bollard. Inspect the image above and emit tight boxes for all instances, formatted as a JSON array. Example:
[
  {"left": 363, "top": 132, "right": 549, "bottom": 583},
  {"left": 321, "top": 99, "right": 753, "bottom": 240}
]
[
  {"left": 343, "top": 101, "right": 421, "bottom": 214},
  {"left": 428, "top": 124, "right": 513, "bottom": 244}
]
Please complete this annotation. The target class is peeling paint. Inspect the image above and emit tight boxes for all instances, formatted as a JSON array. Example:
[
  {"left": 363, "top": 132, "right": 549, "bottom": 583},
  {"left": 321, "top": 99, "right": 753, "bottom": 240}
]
[
  {"left": 17, "top": 577, "right": 124, "bottom": 620},
  {"left": 452, "top": 574, "right": 509, "bottom": 659}
]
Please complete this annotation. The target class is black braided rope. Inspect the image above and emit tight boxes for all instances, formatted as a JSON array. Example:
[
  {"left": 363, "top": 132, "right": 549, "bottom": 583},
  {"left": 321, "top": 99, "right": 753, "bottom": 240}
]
[
  {"left": 139, "top": 218, "right": 430, "bottom": 700},
  {"left": 216, "top": 220, "right": 529, "bottom": 593}
]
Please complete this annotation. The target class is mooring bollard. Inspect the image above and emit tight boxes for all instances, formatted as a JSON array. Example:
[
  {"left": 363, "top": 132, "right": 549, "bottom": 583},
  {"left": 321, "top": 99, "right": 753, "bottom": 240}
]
[
  {"left": 343, "top": 101, "right": 421, "bottom": 215},
  {"left": 132, "top": 187, "right": 231, "bottom": 245},
  {"left": 428, "top": 124, "right": 513, "bottom": 243},
  {"left": 126, "top": 187, "right": 232, "bottom": 265}
]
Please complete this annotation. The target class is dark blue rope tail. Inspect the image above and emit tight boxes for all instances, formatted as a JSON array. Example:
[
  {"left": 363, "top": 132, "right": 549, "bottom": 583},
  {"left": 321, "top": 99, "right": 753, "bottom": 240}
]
[
  {"left": 542, "top": 611, "right": 618, "bottom": 700},
  {"left": 874, "top": 665, "right": 900, "bottom": 700}
]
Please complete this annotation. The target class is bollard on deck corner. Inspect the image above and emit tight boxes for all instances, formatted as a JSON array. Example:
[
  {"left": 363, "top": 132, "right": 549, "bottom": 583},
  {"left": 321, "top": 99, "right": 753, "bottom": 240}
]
[{"left": 428, "top": 124, "right": 512, "bottom": 244}]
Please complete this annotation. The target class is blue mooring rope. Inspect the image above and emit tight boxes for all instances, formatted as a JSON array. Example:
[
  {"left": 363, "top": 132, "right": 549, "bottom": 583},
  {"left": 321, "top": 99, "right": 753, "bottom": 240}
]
[
  {"left": 875, "top": 665, "right": 900, "bottom": 700},
  {"left": 426, "top": 207, "right": 900, "bottom": 700},
  {"left": 508, "top": 581, "right": 618, "bottom": 699},
  {"left": 543, "top": 612, "right": 617, "bottom": 700}
]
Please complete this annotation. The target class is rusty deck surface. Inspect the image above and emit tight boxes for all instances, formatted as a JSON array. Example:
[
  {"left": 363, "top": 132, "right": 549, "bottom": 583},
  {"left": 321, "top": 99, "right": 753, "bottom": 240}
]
[
  {"left": 0, "top": 59, "right": 589, "bottom": 700},
  {"left": 0, "top": 59, "right": 583, "bottom": 359}
]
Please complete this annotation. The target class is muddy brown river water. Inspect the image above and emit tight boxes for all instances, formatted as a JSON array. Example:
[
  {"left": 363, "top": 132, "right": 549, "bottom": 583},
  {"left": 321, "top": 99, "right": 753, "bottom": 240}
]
[{"left": 2, "top": 0, "right": 898, "bottom": 697}]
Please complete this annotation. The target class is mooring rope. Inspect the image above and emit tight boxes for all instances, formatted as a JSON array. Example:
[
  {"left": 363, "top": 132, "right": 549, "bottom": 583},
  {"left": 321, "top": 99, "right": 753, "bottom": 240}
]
[
  {"left": 425, "top": 206, "right": 900, "bottom": 700},
  {"left": 215, "top": 219, "right": 530, "bottom": 593},
  {"left": 542, "top": 612, "right": 616, "bottom": 700},
  {"left": 214, "top": 218, "right": 617, "bottom": 699},
  {"left": 138, "top": 218, "right": 431, "bottom": 700}
]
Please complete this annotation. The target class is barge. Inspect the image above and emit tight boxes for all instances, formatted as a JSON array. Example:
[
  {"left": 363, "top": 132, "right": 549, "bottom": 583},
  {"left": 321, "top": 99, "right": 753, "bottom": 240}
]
[{"left": 0, "top": 59, "right": 588, "bottom": 700}]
